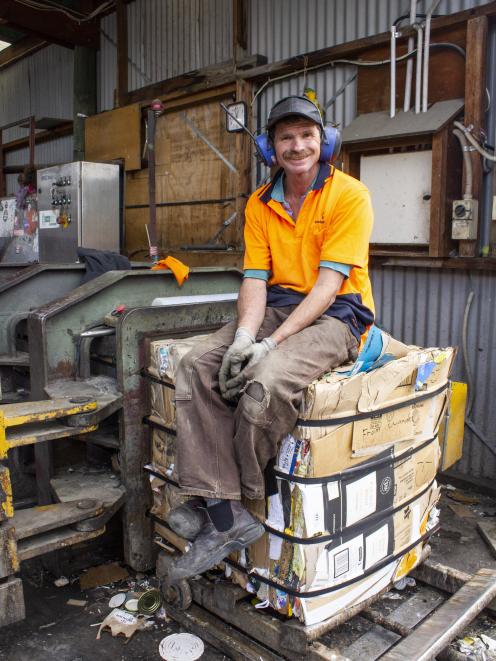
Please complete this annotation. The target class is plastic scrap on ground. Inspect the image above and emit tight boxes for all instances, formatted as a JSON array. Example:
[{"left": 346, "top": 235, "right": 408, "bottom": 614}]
[{"left": 159, "top": 632, "right": 205, "bottom": 661}]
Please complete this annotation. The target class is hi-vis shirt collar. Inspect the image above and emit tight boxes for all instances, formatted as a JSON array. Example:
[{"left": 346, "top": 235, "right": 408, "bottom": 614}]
[{"left": 259, "top": 162, "right": 332, "bottom": 205}]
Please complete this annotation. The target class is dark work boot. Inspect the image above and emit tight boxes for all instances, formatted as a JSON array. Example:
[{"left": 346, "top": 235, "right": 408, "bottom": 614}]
[
  {"left": 167, "top": 500, "right": 265, "bottom": 583},
  {"left": 165, "top": 498, "right": 207, "bottom": 541}
]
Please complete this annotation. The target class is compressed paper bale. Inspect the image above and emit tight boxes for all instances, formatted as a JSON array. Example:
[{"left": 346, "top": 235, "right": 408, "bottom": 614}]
[
  {"left": 148, "top": 333, "right": 211, "bottom": 431},
  {"left": 149, "top": 334, "right": 210, "bottom": 382}
]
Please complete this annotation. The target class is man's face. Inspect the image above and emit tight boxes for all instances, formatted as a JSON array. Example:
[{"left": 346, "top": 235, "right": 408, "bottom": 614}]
[{"left": 273, "top": 119, "right": 321, "bottom": 176}]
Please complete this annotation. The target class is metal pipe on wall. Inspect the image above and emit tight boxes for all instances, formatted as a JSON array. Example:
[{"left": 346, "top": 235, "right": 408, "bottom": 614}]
[
  {"left": 480, "top": 23, "right": 496, "bottom": 256},
  {"left": 422, "top": 0, "right": 442, "bottom": 112},
  {"left": 453, "top": 128, "right": 473, "bottom": 199},
  {"left": 404, "top": 0, "right": 419, "bottom": 112},
  {"left": 390, "top": 25, "right": 398, "bottom": 118},
  {"left": 414, "top": 23, "right": 424, "bottom": 113}
]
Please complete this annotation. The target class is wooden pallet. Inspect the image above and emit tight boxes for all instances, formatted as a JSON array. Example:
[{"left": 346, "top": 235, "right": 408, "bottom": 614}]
[{"left": 156, "top": 547, "right": 496, "bottom": 660}]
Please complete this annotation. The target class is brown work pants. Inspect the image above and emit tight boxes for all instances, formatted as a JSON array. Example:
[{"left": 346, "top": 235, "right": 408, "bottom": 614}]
[{"left": 175, "top": 306, "right": 358, "bottom": 500}]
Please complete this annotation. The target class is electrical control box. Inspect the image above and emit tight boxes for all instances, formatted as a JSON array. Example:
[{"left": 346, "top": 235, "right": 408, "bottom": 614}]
[
  {"left": 451, "top": 198, "right": 478, "bottom": 241},
  {"left": 360, "top": 151, "right": 432, "bottom": 244},
  {"left": 37, "top": 161, "right": 120, "bottom": 263}
]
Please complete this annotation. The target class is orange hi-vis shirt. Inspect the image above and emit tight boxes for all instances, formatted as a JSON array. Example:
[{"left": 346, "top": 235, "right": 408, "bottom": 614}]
[{"left": 243, "top": 163, "right": 375, "bottom": 343}]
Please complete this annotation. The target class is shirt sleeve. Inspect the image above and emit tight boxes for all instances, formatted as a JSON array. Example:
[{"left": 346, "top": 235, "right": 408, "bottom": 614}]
[
  {"left": 243, "top": 197, "right": 272, "bottom": 273},
  {"left": 320, "top": 185, "right": 373, "bottom": 268},
  {"left": 244, "top": 269, "right": 270, "bottom": 281},
  {"left": 320, "top": 261, "right": 351, "bottom": 278}
]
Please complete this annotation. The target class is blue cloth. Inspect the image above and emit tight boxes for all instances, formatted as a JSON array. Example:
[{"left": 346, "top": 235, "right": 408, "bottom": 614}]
[{"left": 343, "top": 324, "right": 395, "bottom": 376}]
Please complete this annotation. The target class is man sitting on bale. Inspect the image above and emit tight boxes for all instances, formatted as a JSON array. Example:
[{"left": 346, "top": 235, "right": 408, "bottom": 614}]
[{"left": 167, "top": 95, "right": 375, "bottom": 583}]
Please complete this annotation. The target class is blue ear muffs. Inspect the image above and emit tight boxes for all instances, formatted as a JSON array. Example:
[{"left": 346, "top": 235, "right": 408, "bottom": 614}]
[
  {"left": 320, "top": 125, "right": 342, "bottom": 165},
  {"left": 254, "top": 125, "right": 342, "bottom": 167},
  {"left": 254, "top": 133, "right": 277, "bottom": 167}
]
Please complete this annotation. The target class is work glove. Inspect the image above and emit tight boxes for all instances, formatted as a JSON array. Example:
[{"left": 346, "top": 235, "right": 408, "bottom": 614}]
[
  {"left": 223, "top": 337, "right": 278, "bottom": 402},
  {"left": 219, "top": 327, "right": 255, "bottom": 398}
]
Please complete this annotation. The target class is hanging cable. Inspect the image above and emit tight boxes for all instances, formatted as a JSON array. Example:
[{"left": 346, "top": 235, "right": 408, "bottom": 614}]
[
  {"left": 13, "top": 0, "right": 115, "bottom": 22},
  {"left": 251, "top": 42, "right": 465, "bottom": 106},
  {"left": 462, "top": 289, "right": 475, "bottom": 417}
]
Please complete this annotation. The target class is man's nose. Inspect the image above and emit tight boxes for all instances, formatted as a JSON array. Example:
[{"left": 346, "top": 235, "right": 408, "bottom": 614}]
[{"left": 290, "top": 136, "right": 305, "bottom": 150}]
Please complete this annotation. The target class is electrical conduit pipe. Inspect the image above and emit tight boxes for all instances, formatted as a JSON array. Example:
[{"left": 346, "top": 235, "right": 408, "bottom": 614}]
[
  {"left": 422, "top": 0, "right": 442, "bottom": 112},
  {"left": 414, "top": 22, "right": 424, "bottom": 114},
  {"left": 453, "top": 128, "right": 473, "bottom": 199},
  {"left": 390, "top": 24, "right": 398, "bottom": 118},
  {"left": 404, "top": 0, "right": 420, "bottom": 112}
]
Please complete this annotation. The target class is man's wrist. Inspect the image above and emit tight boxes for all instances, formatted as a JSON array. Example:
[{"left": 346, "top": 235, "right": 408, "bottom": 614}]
[
  {"left": 261, "top": 337, "right": 277, "bottom": 350},
  {"left": 235, "top": 327, "right": 256, "bottom": 343}
]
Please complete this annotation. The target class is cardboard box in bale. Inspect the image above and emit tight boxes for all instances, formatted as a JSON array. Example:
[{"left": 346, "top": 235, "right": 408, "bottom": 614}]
[
  {"left": 295, "top": 345, "right": 455, "bottom": 474},
  {"left": 266, "top": 433, "right": 440, "bottom": 540},
  {"left": 148, "top": 334, "right": 210, "bottom": 428},
  {"left": 243, "top": 483, "right": 439, "bottom": 624}
]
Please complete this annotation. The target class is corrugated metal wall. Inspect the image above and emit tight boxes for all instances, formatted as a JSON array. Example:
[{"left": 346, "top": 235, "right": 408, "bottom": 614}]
[
  {"left": 98, "top": 0, "right": 232, "bottom": 111},
  {"left": 0, "top": 45, "right": 74, "bottom": 194},
  {"left": 99, "top": 12, "right": 118, "bottom": 113},
  {"left": 249, "top": 0, "right": 490, "bottom": 159},
  {"left": 4, "top": 136, "right": 73, "bottom": 195},
  {"left": 370, "top": 264, "right": 496, "bottom": 480}
]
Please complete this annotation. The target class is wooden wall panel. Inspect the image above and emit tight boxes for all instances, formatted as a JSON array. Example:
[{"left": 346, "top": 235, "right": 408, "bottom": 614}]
[
  {"left": 124, "top": 97, "right": 243, "bottom": 257},
  {"left": 357, "top": 25, "right": 466, "bottom": 115},
  {"left": 85, "top": 104, "right": 141, "bottom": 171}
]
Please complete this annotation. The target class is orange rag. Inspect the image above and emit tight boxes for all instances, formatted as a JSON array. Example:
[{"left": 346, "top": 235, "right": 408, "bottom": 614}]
[{"left": 151, "top": 256, "right": 190, "bottom": 286}]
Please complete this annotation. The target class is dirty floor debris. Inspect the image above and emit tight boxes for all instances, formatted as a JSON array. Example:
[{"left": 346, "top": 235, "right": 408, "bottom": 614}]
[
  {"left": 2, "top": 487, "right": 496, "bottom": 660},
  {"left": 0, "top": 571, "right": 228, "bottom": 661}
]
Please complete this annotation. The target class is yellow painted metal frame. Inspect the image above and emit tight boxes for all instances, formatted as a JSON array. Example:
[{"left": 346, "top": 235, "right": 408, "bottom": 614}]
[
  {"left": 0, "top": 397, "right": 99, "bottom": 582},
  {"left": 0, "top": 399, "right": 97, "bottom": 460}
]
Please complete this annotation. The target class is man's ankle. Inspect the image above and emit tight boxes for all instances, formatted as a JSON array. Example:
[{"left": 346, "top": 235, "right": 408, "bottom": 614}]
[{"left": 206, "top": 499, "right": 233, "bottom": 531}]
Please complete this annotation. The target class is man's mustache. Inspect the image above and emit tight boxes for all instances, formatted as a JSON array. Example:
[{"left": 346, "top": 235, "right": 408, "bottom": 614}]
[{"left": 282, "top": 149, "right": 313, "bottom": 160}]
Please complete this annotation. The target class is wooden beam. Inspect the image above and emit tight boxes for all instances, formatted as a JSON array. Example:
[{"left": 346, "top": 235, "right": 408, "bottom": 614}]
[
  {"left": 430, "top": 129, "right": 450, "bottom": 257},
  {"left": 459, "top": 15, "right": 488, "bottom": 257},
  {"left": 234, "top": 78, "right": 252, "bottom": 249},
  {"left": 0, "top": 36, "right": 47, "bottom": 71},
  {"left": 0, "top": 0, "right": 99, "bottom": 49},
  {"left": 116, "top": 0, "right": 128, "bottom": 107},
  {"left": 122, "top": 56, "right": 265, "bottom": 107},
  {"left": 233, "top": 0, "right": 248, "bottom": 64}
]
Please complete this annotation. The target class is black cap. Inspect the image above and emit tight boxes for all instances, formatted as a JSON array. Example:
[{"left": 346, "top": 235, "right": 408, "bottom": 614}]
[{"left": 267, "top": 95, "right": 323, "bottom": 130}]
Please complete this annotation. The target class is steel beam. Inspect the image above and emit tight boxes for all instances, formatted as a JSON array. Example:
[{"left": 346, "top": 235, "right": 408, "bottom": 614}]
[
  {"left": 381, "top": 568, "right": 496, "bottom": 661},
  {"left": 116, "top": 299, "right": 237, "bottom": 570}
]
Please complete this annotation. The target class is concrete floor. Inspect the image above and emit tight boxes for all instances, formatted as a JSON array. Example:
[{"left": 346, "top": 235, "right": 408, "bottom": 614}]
[{"left": 1, "top": 486, "right": 496, "bottom": 661}]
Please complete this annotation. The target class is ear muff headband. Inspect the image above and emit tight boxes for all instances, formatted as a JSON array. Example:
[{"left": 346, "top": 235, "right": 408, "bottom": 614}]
[{"left": 255, "top": 124, "right": 342, "bottom": 167}]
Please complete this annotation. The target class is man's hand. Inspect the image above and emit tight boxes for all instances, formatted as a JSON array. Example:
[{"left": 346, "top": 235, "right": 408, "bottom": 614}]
[
  {"left": 219, "top": 327, "right": 255, "bottom": 397},
  {"left": 223, "top": 337, "right": 277, "bottom": 401}
]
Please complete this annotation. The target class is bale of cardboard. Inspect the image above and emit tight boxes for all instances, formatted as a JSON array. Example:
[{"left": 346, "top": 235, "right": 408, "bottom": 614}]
[{"left": 145, "top": 332, "right": 454, "bottom": 626}]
